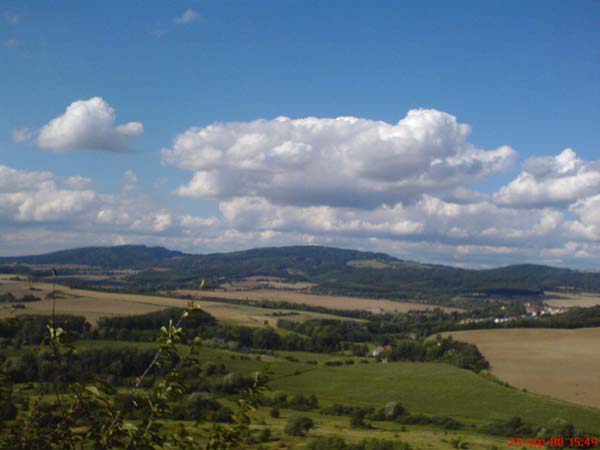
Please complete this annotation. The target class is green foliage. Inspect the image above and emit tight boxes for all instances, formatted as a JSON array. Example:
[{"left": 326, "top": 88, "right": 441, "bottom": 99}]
[
  {"left": 0, "top": 314, "right": 89, "bottom": 345},
  {"left": 448, "top": 436, "right": 469, "bottom": 449},
  {"left": 350, "top": 408, "right": 372, "bottom": 429},
  {"left": 308, "top": 436, "right": 412, "bottom": 450},
  {"left": 283, "top": 415, "right": 314, "bottom": 436},
  {"left": 0, "top": 302, "right": 268, "bottom": 450},
  {"left": 384, "top": 401, "right": 407, "bottom": 420}
]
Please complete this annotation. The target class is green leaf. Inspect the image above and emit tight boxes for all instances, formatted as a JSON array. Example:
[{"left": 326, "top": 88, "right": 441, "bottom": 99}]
[
  {"left": 122, "top": 422, "right": 138, "bottom": 431},
  {"left": 85, "top": 385, "right": 101, "bottom": 397}
]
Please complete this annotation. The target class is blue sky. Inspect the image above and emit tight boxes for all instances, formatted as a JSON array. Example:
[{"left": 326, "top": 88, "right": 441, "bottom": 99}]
[{"left": 1, "top": 0, "right": 600, "bottom": 268}]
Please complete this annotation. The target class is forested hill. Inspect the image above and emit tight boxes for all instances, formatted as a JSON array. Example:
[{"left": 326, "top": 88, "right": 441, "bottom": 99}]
[
  {"left": 0, "top": 245, "right": 185, "bottom": 269},
  {"left": 2, "top": 245, "right": 600, "bottom": 300}
]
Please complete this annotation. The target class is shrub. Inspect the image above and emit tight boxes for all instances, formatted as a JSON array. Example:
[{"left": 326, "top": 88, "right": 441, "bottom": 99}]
[
  {"left": 384, "top": 401, "right": 407, "bottom": 420},
  {"left": 324, "top": 360, "right": 343, "bottom": 366},
  {"left": 284, "top": 415, "right": 314, "bottom": 436}
]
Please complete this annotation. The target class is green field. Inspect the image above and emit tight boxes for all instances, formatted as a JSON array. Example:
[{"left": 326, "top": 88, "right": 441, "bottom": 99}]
[{"left": 78, "top": 341, "right": 600, "bottom": 435}]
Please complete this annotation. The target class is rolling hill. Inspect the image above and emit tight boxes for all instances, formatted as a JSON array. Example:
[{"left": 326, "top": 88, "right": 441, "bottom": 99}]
[
  {"left": 0, "top": 245, "right": 185, "bottom": 269},
  {"left": 2, "top": 245, "right": 600, "bottom": 302}
]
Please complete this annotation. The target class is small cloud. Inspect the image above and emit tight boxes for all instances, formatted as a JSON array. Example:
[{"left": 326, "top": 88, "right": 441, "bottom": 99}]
[
  {"left": 11, "top": 128, "right": 32, "bottom": 143},
  {"left": 3, "top": 38, "right": 20, "bottom": 48},
  {"left": 174, "top": 8, "right": 199, "bottom": 25},
  {"left": 4, "top": 12, "right": 19, "bottom": 25},
  {"left": 33, "top": 97, "right": 144, "bottom": 153}
]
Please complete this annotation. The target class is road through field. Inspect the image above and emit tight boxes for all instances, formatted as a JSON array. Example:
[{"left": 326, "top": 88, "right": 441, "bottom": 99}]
[{"left": 442, "top": 328, "right": 600, "bottom": 408}]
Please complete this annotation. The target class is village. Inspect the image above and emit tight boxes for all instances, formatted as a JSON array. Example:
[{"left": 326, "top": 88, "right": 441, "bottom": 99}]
[{"left": 460, "top": 301, "right": 568, "bottom": 325}]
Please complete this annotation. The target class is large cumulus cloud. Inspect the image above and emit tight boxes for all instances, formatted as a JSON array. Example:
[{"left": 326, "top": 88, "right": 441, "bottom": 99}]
[{"left": 163, "top": 109, "right": 516, "bottom": 208}]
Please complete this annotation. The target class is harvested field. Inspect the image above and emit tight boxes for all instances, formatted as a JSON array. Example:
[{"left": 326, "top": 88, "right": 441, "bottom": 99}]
[
  {"left": 0, "top": 276, "right": 356, "bottom": 326},
  {"left": 545, "top": 291, "right": 600, "bottom": 308},
  {"left": 173, "top": 288, "right": 461, "bottom": 313},
  {"left": 442, "top": 328, "right": 600, "bottom": 408}
]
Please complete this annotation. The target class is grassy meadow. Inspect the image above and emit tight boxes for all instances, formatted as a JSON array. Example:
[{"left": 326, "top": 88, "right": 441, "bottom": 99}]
[{"left": 75, "top": 340, "right": 600, "bottom": 436}]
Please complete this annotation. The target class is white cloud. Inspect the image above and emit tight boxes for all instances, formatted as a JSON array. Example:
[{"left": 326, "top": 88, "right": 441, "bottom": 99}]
[
  {"left": 218, "top": 194, "right": 590, "bottom": 248},
  {"left": 163, "top": 109, "right": 516, "bottom": 209},
  {"left": 174, "top": 9, "right": 199, "bottom": 25},
  {"left": 64, "top": 176, "right": 92, "bottom": 190},
  {"left": 0, "top": 165, "right": 54, "bottom": 193},
  {"left": 0, "top": 166, "right": 96, "bottom": 222},
  {"left": 570, "top": 195, "right": 600, "bottom": 236},
  {"left": 494, "top": 149, "right": 600, "bottom": 208},
  {"left": 35, "top": 97, "right": 143, "bottom": 152},
  {"left": 153, "top": 211, "right": 173, "bottom": 232},
  {"left": 180, "top": 215, "right": 220, "bottom": 228}
]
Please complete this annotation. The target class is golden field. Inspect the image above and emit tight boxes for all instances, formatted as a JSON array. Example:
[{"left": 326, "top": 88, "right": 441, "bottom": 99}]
[
  {"left": 442, "top": 328, "right": 600, "bottom": 408},
  {"left": 0, "top": 275, "right": 357, "bottom": 327},
  {"left": 545, "top": 291, "right": 600, "bottom": 308},
  {"left": 172, "top": 287, "right": 461, "bottom": 313}
]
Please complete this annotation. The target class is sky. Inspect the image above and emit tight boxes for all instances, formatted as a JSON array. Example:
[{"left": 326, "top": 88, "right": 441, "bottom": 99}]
[{"left": 1, "top": 0, "right": 600, "bottom": 268}]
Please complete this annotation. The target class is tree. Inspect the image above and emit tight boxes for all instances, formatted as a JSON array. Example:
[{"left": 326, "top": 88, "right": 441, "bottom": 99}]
[
  {"left": 349, "top": 408, "right": 371, "bottom": 429},
  {"left": 251, "top": 327, "right": 281, "bottom": 350},
  {"left": 384, "top": 401, "right": 406, "bottom": 420},
  {"left": 284, "top": 416, "right": 314, "bottom": 436}
]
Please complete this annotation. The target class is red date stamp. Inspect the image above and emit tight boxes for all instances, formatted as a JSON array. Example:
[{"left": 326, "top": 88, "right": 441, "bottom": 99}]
[{"left": 508, "top": 437, "right": 600, "bottom": 448}]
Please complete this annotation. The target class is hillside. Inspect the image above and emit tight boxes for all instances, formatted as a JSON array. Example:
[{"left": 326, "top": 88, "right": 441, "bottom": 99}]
[
  {"left": 0, "top": 245, "right": 185, "bottom": 269},
  {"left": 2, "top": 245, "right": 600, "bottom": 302}
]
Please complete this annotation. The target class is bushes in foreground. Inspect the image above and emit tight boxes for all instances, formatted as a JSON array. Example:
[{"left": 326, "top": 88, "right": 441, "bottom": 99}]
[{"left": 308, "top": 436, "right": 412, "bottom": 450}]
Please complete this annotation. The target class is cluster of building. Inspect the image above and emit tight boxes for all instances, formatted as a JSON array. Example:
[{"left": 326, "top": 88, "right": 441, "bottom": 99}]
[
  {"left": 459, "top": 302, "right": 568, "bottom": 325},
  {"left": 523, "top": 302, "right": 567, "bottom": 317}
]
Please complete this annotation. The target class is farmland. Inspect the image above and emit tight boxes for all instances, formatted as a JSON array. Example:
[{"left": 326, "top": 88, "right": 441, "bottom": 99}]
[
  {"left": 0, "top": 275, "right": 357, "bottom": 327},
  {"left": 545, "top": 290, "right": 600, "bottom": 308},
  {"left": 172, "top": 287, "right": 462, "bottom": 313},
  {"left": 441, "top": 328, "right": 600, "bottom": 408}
]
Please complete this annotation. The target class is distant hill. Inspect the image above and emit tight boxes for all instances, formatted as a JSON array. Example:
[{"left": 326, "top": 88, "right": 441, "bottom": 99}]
[
  {"left": 0, "top": 245, "right": 185, "bottom": 269},
  {"left": 2, "top": 245, "right": 600, "bottom": 302},
  {"left": 132, "top": 246, "right": 600, "bottom": 300}
]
